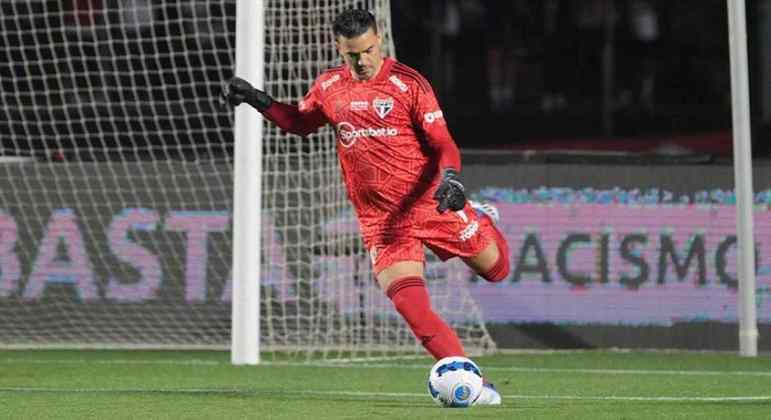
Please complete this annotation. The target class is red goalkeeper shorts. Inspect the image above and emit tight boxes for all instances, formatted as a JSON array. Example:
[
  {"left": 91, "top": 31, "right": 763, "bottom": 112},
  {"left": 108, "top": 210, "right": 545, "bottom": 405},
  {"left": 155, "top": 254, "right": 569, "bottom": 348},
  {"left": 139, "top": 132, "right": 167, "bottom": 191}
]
[{"left": 363, "top": 202, "right": 494, "bottom": 274}]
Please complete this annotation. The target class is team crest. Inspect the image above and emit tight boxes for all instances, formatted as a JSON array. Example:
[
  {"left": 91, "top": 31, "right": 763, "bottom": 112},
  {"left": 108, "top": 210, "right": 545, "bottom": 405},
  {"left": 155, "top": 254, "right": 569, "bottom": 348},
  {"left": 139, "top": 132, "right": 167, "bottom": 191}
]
[{"left": 373, "top": 97, "right": 394, "bottom": 119}]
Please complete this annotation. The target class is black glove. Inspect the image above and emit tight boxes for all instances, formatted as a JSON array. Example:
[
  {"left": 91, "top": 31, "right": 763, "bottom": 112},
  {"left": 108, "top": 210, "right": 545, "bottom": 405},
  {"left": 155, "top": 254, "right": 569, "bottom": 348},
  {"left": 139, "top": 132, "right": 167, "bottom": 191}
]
[
  {"left": 433, "top": 168, "right": 466, "bottom": 213},
  {"left": 221, "top": 76, "right": 273, "bottom": 111}
]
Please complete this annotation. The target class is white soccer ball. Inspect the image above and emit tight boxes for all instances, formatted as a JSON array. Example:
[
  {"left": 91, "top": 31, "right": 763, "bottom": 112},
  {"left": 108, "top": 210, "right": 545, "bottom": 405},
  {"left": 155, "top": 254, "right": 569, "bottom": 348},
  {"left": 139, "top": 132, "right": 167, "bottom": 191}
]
[{"left": 427, "top": 356, "right": 484, "bottom": 407}]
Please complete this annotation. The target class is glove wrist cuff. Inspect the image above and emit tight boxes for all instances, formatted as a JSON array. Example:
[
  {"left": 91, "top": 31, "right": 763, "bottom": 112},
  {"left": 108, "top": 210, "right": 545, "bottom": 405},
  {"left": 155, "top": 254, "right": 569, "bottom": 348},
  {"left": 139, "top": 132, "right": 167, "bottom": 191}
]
[
  {"left": 441, "top": 167, "right": 459, "bottom": 179},
  {"left": 248, "top": 91, "right": 273, "bottom": 112}
]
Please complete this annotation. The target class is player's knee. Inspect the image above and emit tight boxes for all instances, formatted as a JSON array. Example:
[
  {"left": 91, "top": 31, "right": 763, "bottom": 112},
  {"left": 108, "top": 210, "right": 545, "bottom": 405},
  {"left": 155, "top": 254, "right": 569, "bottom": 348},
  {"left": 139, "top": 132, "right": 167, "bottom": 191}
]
[{"left": 480, "top": 248, "right": 509, "bottom": 283}]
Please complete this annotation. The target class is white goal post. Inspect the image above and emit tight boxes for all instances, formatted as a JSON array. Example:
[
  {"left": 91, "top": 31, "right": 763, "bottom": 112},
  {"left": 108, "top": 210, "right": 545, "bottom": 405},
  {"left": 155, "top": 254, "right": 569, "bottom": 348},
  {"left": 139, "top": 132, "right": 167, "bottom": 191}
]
[
  {"left": 233, "top": 0, "right": 761, "bottom": 361},
  {"left": 231, "top": 0, "right": 264, "bottom": 366},
  {"left": 727, "top": 0, "right": 758, "bottom": 357}
]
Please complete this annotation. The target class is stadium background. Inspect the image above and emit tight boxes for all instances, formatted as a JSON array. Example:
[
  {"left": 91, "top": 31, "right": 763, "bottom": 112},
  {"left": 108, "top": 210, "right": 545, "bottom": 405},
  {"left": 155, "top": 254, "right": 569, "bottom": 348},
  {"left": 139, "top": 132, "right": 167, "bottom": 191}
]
[
  {"left": 393, "top": 0, "right": 771, "bottom": 156},
  {"left": 1, "top": 0, "right": 771, "bottom": 353},
  {"left": 5, "top": 0, "right": 771, "bottom": 157}
]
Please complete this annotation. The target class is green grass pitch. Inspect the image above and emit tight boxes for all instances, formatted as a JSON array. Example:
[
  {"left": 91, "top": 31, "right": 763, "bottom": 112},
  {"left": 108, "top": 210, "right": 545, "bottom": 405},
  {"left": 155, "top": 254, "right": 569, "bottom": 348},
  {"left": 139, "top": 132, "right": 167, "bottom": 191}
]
[{"left": 2, "top": 350, "right": 771, "bottom": 419}]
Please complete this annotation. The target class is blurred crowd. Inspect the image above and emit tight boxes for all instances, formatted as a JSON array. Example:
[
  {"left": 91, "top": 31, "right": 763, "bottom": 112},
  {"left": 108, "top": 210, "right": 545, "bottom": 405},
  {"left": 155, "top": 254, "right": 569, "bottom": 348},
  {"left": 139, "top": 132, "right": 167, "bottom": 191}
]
[
  {"left": 392, "top": 0, "right": 770, "bottom": 156},
  {"left": 3, "top": 0, "right": 770, "bottom": 158}
]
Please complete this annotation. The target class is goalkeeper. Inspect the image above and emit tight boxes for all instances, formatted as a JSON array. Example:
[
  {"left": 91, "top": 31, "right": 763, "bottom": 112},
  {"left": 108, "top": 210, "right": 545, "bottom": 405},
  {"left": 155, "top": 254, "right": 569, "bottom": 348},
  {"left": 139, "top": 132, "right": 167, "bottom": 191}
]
[{"left": 223, "top": 9, "right": 508, "bottom": 405}]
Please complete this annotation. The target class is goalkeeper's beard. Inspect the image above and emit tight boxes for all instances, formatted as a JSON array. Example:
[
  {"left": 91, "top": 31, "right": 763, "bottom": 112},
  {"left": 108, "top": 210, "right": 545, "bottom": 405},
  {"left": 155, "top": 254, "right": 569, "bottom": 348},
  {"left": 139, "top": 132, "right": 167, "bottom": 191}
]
[{"left": 354, "top": 65, "right": 373, "bottom": 80}]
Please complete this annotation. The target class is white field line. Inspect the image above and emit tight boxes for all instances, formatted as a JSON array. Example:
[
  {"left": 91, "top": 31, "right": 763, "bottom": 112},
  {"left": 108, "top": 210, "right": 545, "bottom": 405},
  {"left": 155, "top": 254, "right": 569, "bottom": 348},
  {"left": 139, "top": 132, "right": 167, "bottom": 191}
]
[
  {"left": 0, "top": 358, "right": 222, "bottom": 366},
  {"left": 0, "top": 386, "right": 770, "bottom": 402},
  {"left": 2, "top": 358, "right": 771, "bottom": 377}
]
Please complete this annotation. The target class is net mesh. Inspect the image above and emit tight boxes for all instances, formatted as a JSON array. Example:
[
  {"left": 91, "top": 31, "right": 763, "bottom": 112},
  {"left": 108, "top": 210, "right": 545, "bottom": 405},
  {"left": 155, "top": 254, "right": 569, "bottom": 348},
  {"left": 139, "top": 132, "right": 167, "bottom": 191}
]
[{"left": 0, "top": 0, "right": 496, "bottom": 358}]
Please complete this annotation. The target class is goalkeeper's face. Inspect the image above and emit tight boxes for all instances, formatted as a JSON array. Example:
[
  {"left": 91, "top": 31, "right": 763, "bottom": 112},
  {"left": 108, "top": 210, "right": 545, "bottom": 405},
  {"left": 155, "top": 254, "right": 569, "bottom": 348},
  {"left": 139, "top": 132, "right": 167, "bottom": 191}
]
[{"left": 336, "top": 28, "right": 384, "bottom": 81}]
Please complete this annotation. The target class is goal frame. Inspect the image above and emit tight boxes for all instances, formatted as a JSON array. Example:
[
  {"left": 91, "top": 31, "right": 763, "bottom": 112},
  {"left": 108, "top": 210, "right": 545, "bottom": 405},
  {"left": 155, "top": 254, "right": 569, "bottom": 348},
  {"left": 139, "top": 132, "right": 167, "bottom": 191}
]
[
  {"left": 727, "top": 0, "right": 758, "bottom": 357},
  {"left": 230, "top": 0, "right": 264, "bottom": 365},
  {"left": 228, "top": 0, "right": 762, "bottom": 362}
]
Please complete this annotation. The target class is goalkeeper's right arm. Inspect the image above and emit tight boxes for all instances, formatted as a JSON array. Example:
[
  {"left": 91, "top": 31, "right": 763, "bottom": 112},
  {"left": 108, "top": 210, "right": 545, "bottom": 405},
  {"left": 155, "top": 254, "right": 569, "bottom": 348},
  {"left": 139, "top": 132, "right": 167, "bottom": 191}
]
[{"left": 222, "top": 77, "right": 326, "bottom": 137}]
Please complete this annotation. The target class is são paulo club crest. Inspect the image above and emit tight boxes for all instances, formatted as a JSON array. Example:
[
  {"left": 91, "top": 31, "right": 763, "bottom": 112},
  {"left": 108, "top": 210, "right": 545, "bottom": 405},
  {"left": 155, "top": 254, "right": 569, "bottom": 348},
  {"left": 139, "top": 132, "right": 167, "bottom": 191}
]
[{"left": 372, "top": 97, "right": 394, "bottom": 119}]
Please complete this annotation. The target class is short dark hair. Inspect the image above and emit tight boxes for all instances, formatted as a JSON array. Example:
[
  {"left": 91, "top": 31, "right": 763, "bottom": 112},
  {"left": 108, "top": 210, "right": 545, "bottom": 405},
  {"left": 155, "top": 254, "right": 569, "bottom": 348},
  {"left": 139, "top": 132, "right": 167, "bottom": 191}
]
[{"left": 332, "top": 9, "right": 377, "bottom": 39}]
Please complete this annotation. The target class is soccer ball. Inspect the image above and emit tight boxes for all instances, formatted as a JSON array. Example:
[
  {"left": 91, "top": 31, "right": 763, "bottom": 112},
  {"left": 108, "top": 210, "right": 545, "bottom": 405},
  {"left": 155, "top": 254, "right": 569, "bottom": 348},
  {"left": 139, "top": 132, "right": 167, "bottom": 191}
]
[{"left": 427, "top": 356, "right": 484, "bottom": 407}]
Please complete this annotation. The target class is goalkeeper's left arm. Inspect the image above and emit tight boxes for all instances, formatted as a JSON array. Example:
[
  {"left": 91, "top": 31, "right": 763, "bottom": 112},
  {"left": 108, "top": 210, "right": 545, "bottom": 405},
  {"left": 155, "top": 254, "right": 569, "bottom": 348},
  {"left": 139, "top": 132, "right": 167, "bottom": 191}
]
[
  {"left": 409, "top": 75, "right": 465, "bottom": 214},
  {"left": 421, "top": 117, "right": 465, "bottom": 213}
]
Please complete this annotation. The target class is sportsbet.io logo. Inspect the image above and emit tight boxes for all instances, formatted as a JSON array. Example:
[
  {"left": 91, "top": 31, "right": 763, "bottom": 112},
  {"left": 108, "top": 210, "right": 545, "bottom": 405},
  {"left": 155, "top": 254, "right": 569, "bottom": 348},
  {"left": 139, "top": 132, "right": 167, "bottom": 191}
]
[{"left": 336, "top": 122, "right": 398, "bottom": 148}]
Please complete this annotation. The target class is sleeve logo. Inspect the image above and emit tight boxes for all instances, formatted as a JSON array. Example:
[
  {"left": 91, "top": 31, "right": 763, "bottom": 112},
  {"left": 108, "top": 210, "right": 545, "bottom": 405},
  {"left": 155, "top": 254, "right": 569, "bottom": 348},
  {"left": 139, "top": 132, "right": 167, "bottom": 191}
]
[
  {"left": 388, "top": 75, "right": 408, "bottom": 92},
  {"left": 321, "top": 74, "right": 341, "bottom": 90},
  {"left": 424, "top": 110, "right": 444, "bottom": 123}
]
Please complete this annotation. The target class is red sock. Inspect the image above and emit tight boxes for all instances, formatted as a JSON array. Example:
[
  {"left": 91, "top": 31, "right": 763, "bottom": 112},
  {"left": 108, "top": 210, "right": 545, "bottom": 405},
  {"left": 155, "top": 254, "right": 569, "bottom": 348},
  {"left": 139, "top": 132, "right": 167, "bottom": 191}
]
[
  {"left": 386, "top": 277, "right": 465, "bottom": 359},
  {"left": 479, "top": 216, "right": 510, "bottom": 282}
]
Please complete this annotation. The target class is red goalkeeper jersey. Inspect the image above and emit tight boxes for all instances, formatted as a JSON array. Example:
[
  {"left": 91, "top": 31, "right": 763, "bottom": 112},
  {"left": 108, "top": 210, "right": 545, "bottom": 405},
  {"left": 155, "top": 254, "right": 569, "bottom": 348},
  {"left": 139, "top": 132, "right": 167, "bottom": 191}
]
[{"left": 263, "top": 57, "right": 461, "bottom": 238}]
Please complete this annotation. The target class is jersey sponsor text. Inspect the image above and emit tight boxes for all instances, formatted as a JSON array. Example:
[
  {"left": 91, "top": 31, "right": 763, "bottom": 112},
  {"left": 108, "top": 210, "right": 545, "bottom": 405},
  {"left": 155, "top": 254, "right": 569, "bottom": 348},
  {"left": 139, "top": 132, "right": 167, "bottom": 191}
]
[{"left": 336, "top": 121, "right": 398, "bottom": 148}]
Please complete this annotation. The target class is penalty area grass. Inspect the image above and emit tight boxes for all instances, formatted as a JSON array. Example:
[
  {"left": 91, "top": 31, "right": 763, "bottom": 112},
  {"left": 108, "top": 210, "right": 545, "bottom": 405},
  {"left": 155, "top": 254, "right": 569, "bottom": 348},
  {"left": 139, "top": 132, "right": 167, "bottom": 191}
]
[{"left": 1, "top": 349, "right": 771, "bottom": 419}]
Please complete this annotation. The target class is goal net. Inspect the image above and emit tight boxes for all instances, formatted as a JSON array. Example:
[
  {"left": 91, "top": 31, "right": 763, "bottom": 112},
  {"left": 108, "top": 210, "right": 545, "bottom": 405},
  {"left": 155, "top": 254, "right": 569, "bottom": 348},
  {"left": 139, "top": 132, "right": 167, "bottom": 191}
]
[{"left": 0, "top": 0, "right": 495, "bottom": 359}]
